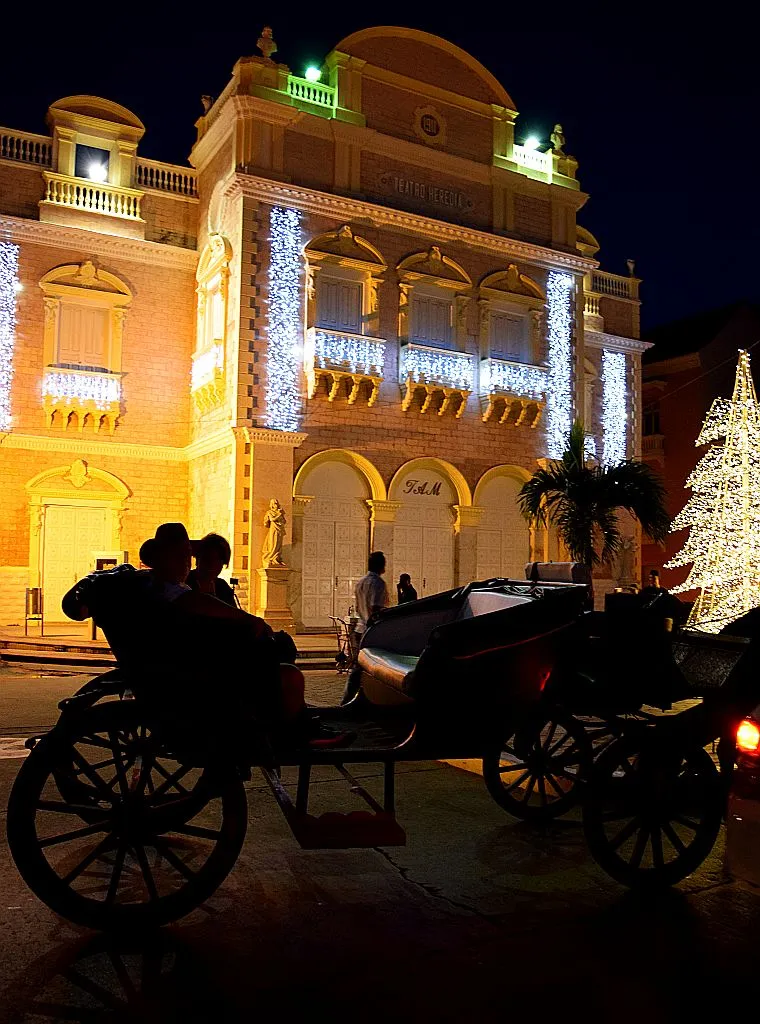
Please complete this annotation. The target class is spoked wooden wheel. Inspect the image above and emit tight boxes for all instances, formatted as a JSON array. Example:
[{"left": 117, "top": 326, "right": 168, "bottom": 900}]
[
  {"left": 583, "top": 739, "right": 722, "bottom": 888},
  {"left": 483, "top": 713, "right": 592, "bottom": 822},
  {"left": 7, "top": 702, "right": 247, "bottom": 930}
]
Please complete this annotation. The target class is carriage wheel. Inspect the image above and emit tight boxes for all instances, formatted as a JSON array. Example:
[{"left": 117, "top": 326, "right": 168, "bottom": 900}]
[
  {"left": 583, "top": 738, "right": 722, "bottom": 888},
  {"left": 483, "top": 713, "right": 592, "bottom": 822},
  {"left": 7, "top": 702, "right": 248, "bottom": 931}
]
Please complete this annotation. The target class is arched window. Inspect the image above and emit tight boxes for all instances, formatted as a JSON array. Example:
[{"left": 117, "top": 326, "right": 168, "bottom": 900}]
[{"left": 193, "top": 234, "right": 231, "bottom": 412}]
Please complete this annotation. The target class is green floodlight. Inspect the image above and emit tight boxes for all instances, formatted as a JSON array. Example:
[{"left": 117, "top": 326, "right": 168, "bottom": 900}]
[{"left": 304, "top": 65, "right": 322, "bottom": 83}]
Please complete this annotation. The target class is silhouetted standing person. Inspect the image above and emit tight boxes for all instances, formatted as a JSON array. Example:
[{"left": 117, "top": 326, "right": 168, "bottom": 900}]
[
  {"left": 397, "top": 573, "right": 418, "bottom": 604},
  {"left": 343, "top": 551, "right": 389, "bottom": 704}
]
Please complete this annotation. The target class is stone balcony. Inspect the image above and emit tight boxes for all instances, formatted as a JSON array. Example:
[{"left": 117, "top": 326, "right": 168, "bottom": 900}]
[
  {"left": 480, "top": 357, "right": 546, "bottom": 427},
  {"left": 304, "top": 328, "right": 385, "bottom": 407},
  {"left": 191, "top": 343, "right": 225, "bottom": 412},
  {"left": 400, "top": 342, "right": 474, "bottom": 418},
  {"left": 642, "top": 433, "right": 665, "bottom": 461},
  {"left": 42, "top": 367, "right": 122, "bottom": 434},
  {"left": 40, "top": 171, "right": 146, "bottom": 239},
  {"left": 286, "top": 75, "right": 337, "bottom": 111}
]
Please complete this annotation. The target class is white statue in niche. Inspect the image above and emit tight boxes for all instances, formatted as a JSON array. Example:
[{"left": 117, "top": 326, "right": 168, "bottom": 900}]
[{"left": 261, "top": 498, "right": 287, "bottom": 568}]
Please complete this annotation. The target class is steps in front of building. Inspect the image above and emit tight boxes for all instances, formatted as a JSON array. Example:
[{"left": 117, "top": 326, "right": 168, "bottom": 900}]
[{"left": 0, "top": 637, "right": 337, "bottom": 671}]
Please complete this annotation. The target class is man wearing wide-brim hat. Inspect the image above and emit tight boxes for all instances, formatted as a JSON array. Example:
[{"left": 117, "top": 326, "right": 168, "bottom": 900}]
[{"left": 64, "top": 522, "right": 350, "bottom": 747}]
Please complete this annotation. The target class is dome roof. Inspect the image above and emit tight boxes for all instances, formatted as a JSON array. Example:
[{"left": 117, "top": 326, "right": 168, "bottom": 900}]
[
  {"left": 576, "top": 225, "right": 600, "bottom": 257},
  {"left": 333, "top": 27, "right": 516, "bottom": 110}
]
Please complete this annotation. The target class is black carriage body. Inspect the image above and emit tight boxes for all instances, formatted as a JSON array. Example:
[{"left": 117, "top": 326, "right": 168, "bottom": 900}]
[{"left": 347, "top": 579, "right": 588, "bottom": 760}]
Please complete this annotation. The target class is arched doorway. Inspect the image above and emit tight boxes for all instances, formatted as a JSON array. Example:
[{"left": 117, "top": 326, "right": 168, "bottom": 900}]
[
  {"left": 26, "top": 460, "right": 129, "bottom": 621},
  {"left": 474, "top": 467, "right": 531, "bottom": 580},
  {"left": 389, "top": 458, "right": 470, "bottom": 598},
  {"left": 295, "top": 450, "right": 383, "bottom": 628}
]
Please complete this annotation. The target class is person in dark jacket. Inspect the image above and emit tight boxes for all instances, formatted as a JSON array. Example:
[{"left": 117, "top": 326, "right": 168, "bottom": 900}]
[
  {"left": 397, "top": 573, "right": 418, "bottom": 604},
  {"left": 186, "top": 533, "right": 236, "bottom": 607}
]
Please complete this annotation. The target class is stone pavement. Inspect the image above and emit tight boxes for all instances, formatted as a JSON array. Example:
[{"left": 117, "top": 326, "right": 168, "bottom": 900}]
[{"left": 1, "top": 663, "right": 760, "bottom": 1021}]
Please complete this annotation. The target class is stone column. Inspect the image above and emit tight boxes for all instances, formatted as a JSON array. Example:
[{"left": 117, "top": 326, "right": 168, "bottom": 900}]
[
  {"left": 289, "top": 494, "right": 313, "bottom": 631},
  {"left": 453, "top": 505, "right": 484, "bottom": 585},
  {"left": 366, "top": 500, "right": 401, "bottom": 580},
  {"left": 246, "top": 427, "right": 307, "bottom": 631}
]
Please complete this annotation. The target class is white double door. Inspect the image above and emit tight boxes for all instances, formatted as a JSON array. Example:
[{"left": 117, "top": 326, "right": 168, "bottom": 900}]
[
  {"left": 42, "top": 505, "right": 113, "bottom": 620},
  {"left": 302, "top": 498, "right": 369, "bottom": 628},
  {"left": 475, "top": 476, "right": 530, "bottom": 581},
  {"left": 393, "top": 505, "right": 454, "bottom": 598}
]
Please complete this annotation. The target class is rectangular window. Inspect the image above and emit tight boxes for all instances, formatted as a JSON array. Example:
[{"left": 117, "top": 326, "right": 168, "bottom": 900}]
[
  {"left": 74, "top": 144, "right": 110, "bottom": 182},
  {"left": 489, "top": 311, "right": 529, "bottom": 362},
  {"left": 57, "top": 303, "right": 109, "bottom": 370},
  {"left": 316, "top": 277, "right": 362, "bottom": 333},
  {"left": 410, "top": 294, "right": 453, "bottom": 348},
  {"left": 643, "top": 409, "right": 661, "bottom": 436}
]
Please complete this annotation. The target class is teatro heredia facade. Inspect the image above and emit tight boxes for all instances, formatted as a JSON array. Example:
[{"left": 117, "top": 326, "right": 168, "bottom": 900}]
[{"left": 0, "top": 26, "right": 646, "bottom": 631}]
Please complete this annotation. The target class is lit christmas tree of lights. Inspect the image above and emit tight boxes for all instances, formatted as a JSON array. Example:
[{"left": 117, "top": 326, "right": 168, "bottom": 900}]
[{"left": 666, "top": 350, "right": 760, "bottom": 632}]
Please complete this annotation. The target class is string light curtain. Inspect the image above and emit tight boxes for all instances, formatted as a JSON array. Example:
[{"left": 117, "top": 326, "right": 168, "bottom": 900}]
[
  {"left": 545, "top": 271, "right": 574, "bottom": 458},
  {"left": 601, "top": 349, "right": 627, "bottom": 467},
  {"left": 265, "top": 207, "right": 302, "bottom": 431},
  {"left": 0, "top": 241, "right": 20, "bottom": 431},
  {"left": 666, "top": 350, "right": 760, "bottom": 632}
]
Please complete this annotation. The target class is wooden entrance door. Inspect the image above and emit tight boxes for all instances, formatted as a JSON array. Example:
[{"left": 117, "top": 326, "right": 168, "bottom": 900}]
[{"left": 42, "top": 505, "right": 112, "bottom": 620}]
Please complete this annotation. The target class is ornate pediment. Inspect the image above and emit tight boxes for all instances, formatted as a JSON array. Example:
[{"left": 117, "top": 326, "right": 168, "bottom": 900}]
[
  {"left": 39, "top": 261, "right": 132, "bottom": 299},
  {"left": 397, "top": 246, "right": 471, "bottom": 288},
  {"left": 479, "top": 265, "right": 544, "bottom": 301},
  {"left": 304, "top": 225, "right": 386, "bottom": 270}
]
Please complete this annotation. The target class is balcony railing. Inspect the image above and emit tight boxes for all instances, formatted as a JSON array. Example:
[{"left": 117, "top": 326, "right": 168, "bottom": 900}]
[
  {"left": 591, "top": 271, "right": 639, "bottom": 301},
  {"left": 42, "top": 172, "right": 143, "bottom": 220},
  {"left": 482, "top": 358, "right": 547, "bottom": 400},
  {"left": 400, "top": 343, "right": 474, "bottom": 417},
  {"left": 306, "top": 328, "right": 385, "bottom": 376},
  {"left": 0, "top": 127, "right": 52, "bottom": 166},
  {"left": 42, "top": 368, "right": 122, "bottom": 433},
  {"left": 191, "top": 343, "right": 225, "bottom": 411},
  {"left": 642, "top": 434, "right": 665, "bottom": 458},
  {"left": 512, "top": 144, "right": 552, "bottom": 176},
  {"left": 400, "top": 343, "right": 474, "bottom": 391},
  {"left": 480, "top": 357, "right": 547, "bottom": 427},
  {"left": 135, "top": 157, "right": 198, "bottom": 197},
  {"left": 287, "top": 75, "right": 336, "bottom": 109},
  {"left": 304, "top": 328, "right": 385, "bottom": 406}
]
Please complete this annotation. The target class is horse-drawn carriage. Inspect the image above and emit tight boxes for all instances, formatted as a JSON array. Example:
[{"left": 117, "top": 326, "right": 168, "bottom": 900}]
[{"left": 6, "top": 574, "right": 757, "bottom": 930}]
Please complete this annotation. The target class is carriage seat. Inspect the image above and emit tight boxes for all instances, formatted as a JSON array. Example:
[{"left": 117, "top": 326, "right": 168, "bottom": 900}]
[{"left": 357, "top": 588, "right": 532, "bottom": 699}]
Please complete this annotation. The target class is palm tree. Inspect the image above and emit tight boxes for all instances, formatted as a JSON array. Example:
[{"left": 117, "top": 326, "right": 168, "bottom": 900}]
[{"left": 519, "top": 421, "right": 670, "bottom": 568}]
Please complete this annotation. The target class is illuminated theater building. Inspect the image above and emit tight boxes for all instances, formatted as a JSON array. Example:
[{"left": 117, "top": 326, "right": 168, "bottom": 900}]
[{"left": 0, "top": 26, "right": 646, "bottom": 631}]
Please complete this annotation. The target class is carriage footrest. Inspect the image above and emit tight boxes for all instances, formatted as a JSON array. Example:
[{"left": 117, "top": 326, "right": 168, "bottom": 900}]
[
  {"left": 290, "top": 810, "right": 406, "bottom": 849},
  {"left": 261, "top": 766, "right": 406, "bottom": 848}
]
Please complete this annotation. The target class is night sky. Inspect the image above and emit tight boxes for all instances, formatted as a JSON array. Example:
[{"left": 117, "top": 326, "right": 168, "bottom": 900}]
[{"left": 0, "top": 10, "right": 755, "bottom": 334}]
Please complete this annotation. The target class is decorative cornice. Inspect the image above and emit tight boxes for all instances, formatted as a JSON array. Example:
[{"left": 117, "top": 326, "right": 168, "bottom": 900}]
[
  {"left": 642, "top": 351, "right": 701, "bottom": 375},
  {"left": 230, "top": 174, "right": 597, "bottom": 274},
  {"left": 292, "top": 494, "right": 314, "bottom": 516},
  {"left": 244, "top": 427, "right": 308, "bottom": 447},
  {"left": 365, "top": 499, "right": 402, "bottom": 523},
  {"left": 186, "top": 427, "right": 235, "bottom": 461},
  {"left": 0, "top": 215, "right": 197, "bottom": 271},
  {"left": 0, "top": 431, "right": 186, "bottom": 461},
  {"left": 454, "top": 504, "right": 485, "bottom": 529},
  {"left": 584, "top": 330, "right": 652, "bottom": 355}
]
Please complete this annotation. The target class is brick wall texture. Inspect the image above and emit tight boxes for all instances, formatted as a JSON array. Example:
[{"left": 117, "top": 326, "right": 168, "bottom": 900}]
[{"left": 0, "top": 29, "right": 642, "bottom": 620}]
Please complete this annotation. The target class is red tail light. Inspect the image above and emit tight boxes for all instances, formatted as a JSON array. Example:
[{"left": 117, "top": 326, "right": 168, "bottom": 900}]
[{"left": 737, "top": 719, "right": 760, "bottom": 753}]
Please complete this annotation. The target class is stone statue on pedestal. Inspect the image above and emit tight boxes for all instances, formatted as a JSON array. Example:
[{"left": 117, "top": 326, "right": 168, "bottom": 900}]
[{"left": 261, "top": 498, "right": 286, "bottom": 568}]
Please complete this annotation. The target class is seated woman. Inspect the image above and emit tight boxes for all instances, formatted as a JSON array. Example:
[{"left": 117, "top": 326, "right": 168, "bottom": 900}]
[
  {"left": 187, "top": 533, "right": 237, "bottom": 607},
  {"left": 63, "top": 523, "right": 349, "bottom": 748}
]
